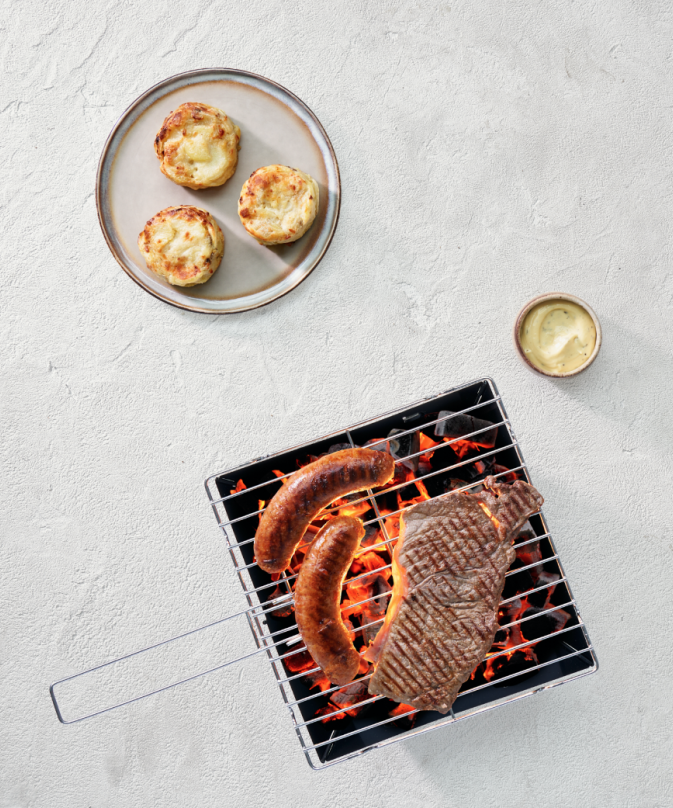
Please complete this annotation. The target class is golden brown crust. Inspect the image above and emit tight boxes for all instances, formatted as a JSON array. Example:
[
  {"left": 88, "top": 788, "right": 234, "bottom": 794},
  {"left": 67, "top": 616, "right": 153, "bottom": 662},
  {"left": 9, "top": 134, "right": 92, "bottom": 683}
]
[
  {"left": 295, "top": 516, "right": 365, "bottom": 685},
  {"left": 137, "top": 205, "right": 224, "bottom": 286},
  {"left": 238, "top": 165, "right": 319, "bottom": 245},
  {"left": 254, "top": 449, "right": 395, "bottom": 573},
  {"left": 154, "top": 102, "right": 241, "bottom": 190}
]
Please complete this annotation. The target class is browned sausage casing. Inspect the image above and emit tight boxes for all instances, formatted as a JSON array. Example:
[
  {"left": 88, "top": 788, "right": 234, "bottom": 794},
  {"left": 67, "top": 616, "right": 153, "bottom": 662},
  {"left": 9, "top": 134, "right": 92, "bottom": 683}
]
[
  {"left": 254, "top": 448, "right": 394, "bottom": 573},
  {"left": 295, "top": 516, "right": 365, "bottom": 685}
]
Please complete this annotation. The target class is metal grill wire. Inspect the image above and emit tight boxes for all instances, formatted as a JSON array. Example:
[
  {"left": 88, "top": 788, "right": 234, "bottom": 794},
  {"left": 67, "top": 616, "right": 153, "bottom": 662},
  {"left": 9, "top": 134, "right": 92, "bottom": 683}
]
[{"left": 204, "top": 378, "right": 596, "bottom": 768}]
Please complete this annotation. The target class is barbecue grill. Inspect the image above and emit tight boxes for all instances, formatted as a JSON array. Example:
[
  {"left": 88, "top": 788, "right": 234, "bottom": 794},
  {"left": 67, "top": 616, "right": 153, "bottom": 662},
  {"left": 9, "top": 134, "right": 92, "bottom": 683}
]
[{"left": 50, "top": 377, "right": 597, "bottom": 769}]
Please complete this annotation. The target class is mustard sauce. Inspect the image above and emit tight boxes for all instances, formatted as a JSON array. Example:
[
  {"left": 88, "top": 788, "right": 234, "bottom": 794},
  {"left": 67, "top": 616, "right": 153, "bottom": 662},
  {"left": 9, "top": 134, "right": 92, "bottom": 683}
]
[{"left": 519, "top": 300, "right": 596, "bottom": 374}]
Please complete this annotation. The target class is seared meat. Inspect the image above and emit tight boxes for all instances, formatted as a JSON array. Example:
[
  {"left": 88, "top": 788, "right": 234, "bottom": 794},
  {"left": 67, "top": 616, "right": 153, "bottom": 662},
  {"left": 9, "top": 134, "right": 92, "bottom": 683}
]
[
  {"left": 255, "top": 448, "right": 394, "bottom": 573},
  {"left": 367, "top": 477, "right": 543, "bottom": 713}
]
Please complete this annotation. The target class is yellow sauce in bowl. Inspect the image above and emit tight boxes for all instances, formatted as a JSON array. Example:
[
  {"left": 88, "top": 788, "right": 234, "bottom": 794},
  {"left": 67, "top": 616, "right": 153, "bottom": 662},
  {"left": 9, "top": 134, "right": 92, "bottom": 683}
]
[{"left": 519, "top": 299, "right": 596, "bottom": 374}]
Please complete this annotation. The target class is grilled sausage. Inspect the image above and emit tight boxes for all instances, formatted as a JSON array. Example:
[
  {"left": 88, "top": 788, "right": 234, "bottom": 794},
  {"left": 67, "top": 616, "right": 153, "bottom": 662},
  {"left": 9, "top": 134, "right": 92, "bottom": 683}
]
[
  {"left": 254, "top": 448, "right": 394, "bottom": 573},
  {"left": 295, "top": 516, "right": 365, "bottom": 685}
]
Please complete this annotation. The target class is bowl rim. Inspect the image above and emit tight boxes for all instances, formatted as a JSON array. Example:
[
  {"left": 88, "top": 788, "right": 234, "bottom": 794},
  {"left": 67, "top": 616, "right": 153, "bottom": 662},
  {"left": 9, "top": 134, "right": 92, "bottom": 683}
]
[{"left": 513, "top": 292, "right": 602, "bottom": 378}]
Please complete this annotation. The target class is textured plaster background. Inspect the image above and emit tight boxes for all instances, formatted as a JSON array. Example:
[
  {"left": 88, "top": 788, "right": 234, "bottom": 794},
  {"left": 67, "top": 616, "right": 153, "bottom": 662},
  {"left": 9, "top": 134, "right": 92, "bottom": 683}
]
[{"left": 2, "top": 0, "right": 673, "bottom": 806}]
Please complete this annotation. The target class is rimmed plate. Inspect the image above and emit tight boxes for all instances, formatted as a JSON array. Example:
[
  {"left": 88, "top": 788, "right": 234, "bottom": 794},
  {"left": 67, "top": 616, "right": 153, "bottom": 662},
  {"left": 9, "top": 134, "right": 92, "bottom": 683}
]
[{"left": 97, "top": 68, "right": 340, "bottom": 314}]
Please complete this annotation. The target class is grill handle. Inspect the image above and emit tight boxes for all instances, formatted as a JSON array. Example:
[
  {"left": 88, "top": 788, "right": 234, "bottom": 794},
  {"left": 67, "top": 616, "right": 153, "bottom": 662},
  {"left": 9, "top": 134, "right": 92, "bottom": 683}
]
[{"left": 49, "top": 600, "right": 279, "bottom": 724}]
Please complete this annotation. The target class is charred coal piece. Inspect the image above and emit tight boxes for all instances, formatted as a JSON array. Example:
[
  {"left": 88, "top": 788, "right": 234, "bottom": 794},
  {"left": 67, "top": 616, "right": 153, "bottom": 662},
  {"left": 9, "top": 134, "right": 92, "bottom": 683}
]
[
  {"left": 315, "top": 704, "right": 347, "bottom": 722},
  {"left": 528, "top": 571, "right": 560, "bottom": 608},
  {"left": 362, "top": 622, "right": 381, "bottom": 646},
  {"left": 464, "top": 457, "right": 495, "bottom": 481},
  {"left": 360, "top": 524, "right": 382, "bottom": 550},
  {"left": 520, "top": 607, "right": 571, "bottom": 641},
  {"left": 502, "top": 563, "right": 535, "bottom": 598},
  {"left": 516, "top": 540, "right": 543, "bottom": 569},
  {"left": 433, "top": 411, "right": 498, "bottom": 447},
  {"left": 362, "top": 575, "right": 392, "bottom": 644},
  {"left": 266, "top": 579, "right": 294, "bottom": 618},
  {"left": 492, "top": 627, "right": 510, "bottom": 646},
  {"left": 330, "top": 680, "right": 370, "bottom": 714},
  {"left": 268, "top": 601, "right": 294, "bottom": 618},
  {"left": 389, "top": 703, "right": 418, "bottom": 729},
  {"left": 304, "top": 670, "right": 331, "bottom": 692},
  {"left": 418, "top": 459, "right": 433, "bottom": 477},
  {"left": 316, "top": 681, "right": 373, "bottom": 723},
  {"left": 491, "top": 650, "right": 539, "bottom": 686},
  {"left": 514, "top": 529, "right": 536, "bottom": 545},
  {"left": 327, "top": 443, "right": 353, "bottom": 454},
  {"left": 492, "top": 463, "right": 521, "bottom": 483},
  {"left": 387, "top": 428, "right": 421, "bottom": 473},
  {"left": 284, "top": 648, "right": 316, "bottom": 673},
  {"left": 442, "top": 477, "right": 470, "bottom": 493},
  {"left": 366, "top": 575, "right": 392, "bottom": 618}
]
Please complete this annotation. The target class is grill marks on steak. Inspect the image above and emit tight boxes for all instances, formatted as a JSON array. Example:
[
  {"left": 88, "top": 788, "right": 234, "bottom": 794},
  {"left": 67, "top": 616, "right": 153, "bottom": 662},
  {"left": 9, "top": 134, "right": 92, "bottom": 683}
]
[{"left": 368, "top": 477, "right": 544, "bottom": 714}]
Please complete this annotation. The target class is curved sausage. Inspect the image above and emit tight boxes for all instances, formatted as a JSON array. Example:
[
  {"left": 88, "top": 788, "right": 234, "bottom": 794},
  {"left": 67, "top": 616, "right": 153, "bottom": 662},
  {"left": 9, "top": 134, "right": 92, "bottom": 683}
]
[
  {"left": 254, "top": 448, "right": 394, "bottom": 573},
  {"left": 294, "top": 516, "right": 365, "bottom": 685}
]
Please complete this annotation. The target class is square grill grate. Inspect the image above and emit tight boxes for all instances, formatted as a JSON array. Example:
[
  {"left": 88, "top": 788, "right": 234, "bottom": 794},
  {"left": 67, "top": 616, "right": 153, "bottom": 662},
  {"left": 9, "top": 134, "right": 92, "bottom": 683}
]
[{"left": 204, "top": 377, "right": 597, "bottom": 768}]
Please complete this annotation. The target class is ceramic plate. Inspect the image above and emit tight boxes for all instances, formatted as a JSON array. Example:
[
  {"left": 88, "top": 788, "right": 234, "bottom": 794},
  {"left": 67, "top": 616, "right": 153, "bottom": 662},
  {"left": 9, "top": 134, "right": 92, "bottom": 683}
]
[{"left": 97, "top": 69, "right": 340, "bottom": 314}]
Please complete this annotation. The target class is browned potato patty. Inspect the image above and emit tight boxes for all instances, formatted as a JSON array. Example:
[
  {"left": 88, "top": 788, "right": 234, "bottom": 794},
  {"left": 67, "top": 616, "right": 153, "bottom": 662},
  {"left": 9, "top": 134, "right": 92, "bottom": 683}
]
[
  {"left": 238, "top": 165, "right": 319, "bottom": 245},
  {"left": 154, "top": 102, "right": 241, "bottom": 190},
  {"left": 137, "top": 206, "right": 224, "bottom": 286}
]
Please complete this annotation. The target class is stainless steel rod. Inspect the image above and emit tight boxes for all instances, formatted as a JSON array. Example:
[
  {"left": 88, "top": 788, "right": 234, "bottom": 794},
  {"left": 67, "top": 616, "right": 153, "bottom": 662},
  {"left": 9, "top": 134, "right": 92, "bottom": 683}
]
[
  {"left": 206, "top": 396, "right": 502, "bottom": 507},
  {"left": 301, "top": 645, "right": 592, "bottom": 754}
]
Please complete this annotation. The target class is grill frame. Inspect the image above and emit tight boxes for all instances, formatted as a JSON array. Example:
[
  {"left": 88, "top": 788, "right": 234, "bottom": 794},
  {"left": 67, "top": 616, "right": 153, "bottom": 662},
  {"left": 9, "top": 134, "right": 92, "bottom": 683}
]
[{"left": 205, "top": 377, "right": 597, "bottom": 769}]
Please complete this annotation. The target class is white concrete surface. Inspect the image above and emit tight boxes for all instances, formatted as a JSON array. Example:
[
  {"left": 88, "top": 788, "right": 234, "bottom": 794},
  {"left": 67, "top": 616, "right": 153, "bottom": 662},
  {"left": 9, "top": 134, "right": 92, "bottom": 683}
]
[{"left": 2, "top": 1, "right": 672, "bottom": 805}]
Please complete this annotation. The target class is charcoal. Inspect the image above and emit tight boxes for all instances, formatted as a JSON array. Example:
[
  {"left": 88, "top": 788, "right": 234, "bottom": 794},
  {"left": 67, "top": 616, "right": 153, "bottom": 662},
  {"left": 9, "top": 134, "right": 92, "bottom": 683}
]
[
  {"left": 364, "top": 575, "right": 392, "bottom": 620},
  {"left": 493, "top": 627, "right": 509, "bottom": 646},
  {"left": 502, "top": 563, "right": 535, "bottom": 598},
  {"left": 527, "top": 587, "right": 549, "bottom": 609},
  {"left": 501, "top": 597, "right": 522, "bottom": 618},
  {"left": 304, "top": 670, "right": 331, "bottom": 692},
  {"left": 389, "top": 703, "right": 418, "bottom": 729},
  {"left": 434, "top": 411, "right": 498, "bottom": 447},
  {"left": 284, "top": 648, "right": 315, "bottom": 673},
  {"left": 418, "top": 460, "right": 433, "bottom": 477},
  {"left": 442, "top": 477, "right": 469, "bottom": 493},
  {"left": 527, "top": 571, "right": 560, "bottom": 608},
  {"left": 266, "top": 583, "right": 294, "bottom": 618},
  {"left": 328, "top": 680, "right": 372, "bottom": 718},
  {"left": 492, "top": 463, "right": 521, "bottom": 483},
  {"left": 331, "top": 680, "right": 368, "bottom": 705},
  {"left": 362, "top": 621, "right": 381, "bottom": 646},
  {"left": 387, "top": 428, "right": 420, "bottom": 472},
  {"left": 360, "top": 524, "right": 382, "bottom": 549},
  {"left": 520, "top": 607, "right": 571, "bottom": 642},
  {"left": 491, "top": 650, "right": 539, "bottom": 686},
  {"left": 514, "top": 528, "right": 535, "bottom": 545},
  {"left": 516, "top": 540, "right": 542, "bottom": 568},
  {"left": 327, "top": 443, "right": 353, "bottom": 454},
  {"left": 464, "top": 458, "right": 495, "bottom": 480}
]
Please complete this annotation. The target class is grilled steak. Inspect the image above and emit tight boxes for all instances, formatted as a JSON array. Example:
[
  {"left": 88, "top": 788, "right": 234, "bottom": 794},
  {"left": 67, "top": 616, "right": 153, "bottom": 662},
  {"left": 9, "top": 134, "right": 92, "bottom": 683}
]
[{"left": 367, "top": 477, "right": 544, "bottom": 713}]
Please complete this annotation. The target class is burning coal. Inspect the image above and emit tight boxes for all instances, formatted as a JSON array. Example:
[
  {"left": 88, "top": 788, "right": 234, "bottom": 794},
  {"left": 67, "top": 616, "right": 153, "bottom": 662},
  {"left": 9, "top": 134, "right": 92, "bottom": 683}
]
[{"left": 232, "top": 413, "right": 570, "bottom": 725}]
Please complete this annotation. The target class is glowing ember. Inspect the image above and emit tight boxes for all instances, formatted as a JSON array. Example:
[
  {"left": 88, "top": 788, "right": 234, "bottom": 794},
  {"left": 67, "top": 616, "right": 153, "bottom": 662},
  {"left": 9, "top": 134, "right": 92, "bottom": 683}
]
[
  {"left": 389, "top": 702, "right": 415, "bottom": 717},
  {"left": 230, "top": 478, "right": 246, "bottom": 495},
  {"left": 231, "top": 428, "right": 572, "bottom": 726}
]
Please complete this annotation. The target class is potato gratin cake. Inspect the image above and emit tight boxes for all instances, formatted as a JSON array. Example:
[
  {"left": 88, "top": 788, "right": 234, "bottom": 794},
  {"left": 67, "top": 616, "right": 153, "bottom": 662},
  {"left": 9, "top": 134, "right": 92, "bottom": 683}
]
[
  {"left": 137, "top": 205, "right": 224, "bottom": 287},
  {"left": 154, "top": 102, "right": 241, "bottom": 190},
  {"left": 238, "top": 165, "right": 319, "bottom": 245}
]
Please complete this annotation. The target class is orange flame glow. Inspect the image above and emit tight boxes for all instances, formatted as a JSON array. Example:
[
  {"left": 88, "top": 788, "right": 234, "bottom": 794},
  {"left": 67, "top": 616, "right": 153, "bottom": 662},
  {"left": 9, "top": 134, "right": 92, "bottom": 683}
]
[
  {"left": 478, "top": 501, "right": 500, "bottom": 529},
  {"left": 230, "top": 436, "right": 565, "bottom": 725}
]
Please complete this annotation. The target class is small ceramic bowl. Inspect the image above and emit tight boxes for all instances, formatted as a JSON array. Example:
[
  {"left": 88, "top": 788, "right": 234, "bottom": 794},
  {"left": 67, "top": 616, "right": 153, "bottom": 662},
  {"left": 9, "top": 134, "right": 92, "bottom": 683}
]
[{"left": 513, "top": 292, "right": 602, "bottom": 378}]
